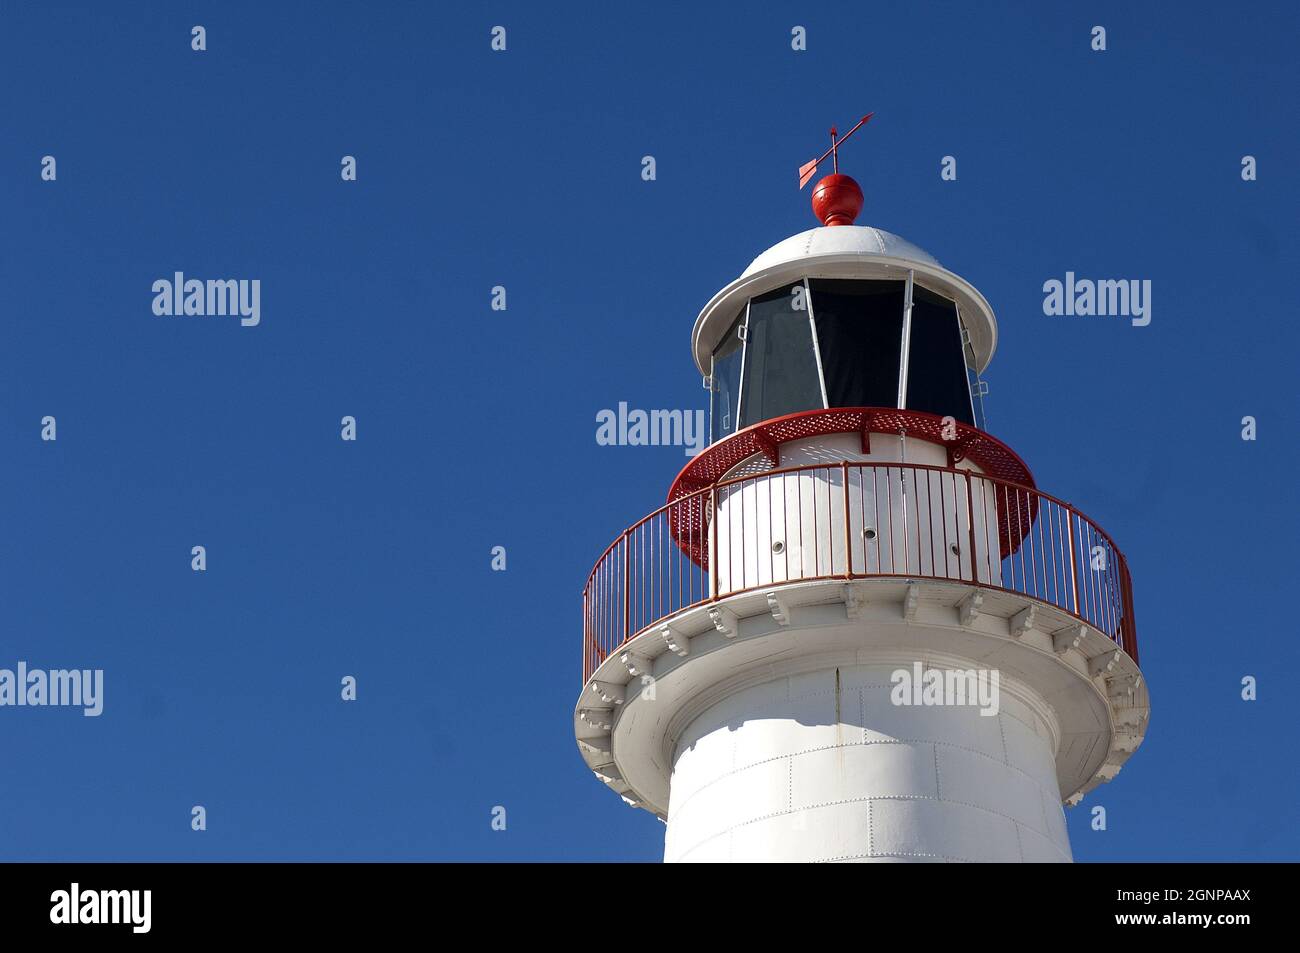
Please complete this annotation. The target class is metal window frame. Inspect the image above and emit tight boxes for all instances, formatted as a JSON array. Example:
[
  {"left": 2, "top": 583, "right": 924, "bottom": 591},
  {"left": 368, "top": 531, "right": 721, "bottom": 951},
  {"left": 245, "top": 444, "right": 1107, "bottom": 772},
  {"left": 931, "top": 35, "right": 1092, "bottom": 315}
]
[
  {"left": 708, "top": 351, "right": 717, "bottom": 442},
  {"left": 804, "top": 277, "right": 831, "bottom": 409},
  {"left": 955, "top": 305, "right": 983, "bottom": 429},
  {"left": 896, "top": 269, "right": 915, "bottom": 408},
  {"left": 732, "top": 300, "right": 752, "bottom": 432}
]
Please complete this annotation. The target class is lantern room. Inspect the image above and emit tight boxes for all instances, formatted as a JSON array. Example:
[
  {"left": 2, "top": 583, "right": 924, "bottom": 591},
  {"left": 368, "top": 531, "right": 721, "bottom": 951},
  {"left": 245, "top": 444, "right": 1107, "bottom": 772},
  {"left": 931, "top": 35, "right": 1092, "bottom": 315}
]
[{"left": 694, "top": 224, "right": 1000, "bottom": 444}]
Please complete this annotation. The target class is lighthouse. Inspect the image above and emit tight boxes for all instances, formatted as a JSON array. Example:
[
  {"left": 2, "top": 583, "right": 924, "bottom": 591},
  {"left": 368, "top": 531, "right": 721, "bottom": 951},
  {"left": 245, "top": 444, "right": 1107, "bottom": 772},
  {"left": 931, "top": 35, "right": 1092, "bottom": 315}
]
[{"left": 575, "top": 119, "right": 1149, "bottom": 863}]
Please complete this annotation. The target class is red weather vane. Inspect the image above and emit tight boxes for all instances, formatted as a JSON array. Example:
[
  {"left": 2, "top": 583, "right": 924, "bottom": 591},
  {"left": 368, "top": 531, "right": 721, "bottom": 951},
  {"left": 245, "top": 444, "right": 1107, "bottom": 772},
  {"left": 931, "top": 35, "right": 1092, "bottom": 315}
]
[
  {"left": 798, "top": 112, "right": 873, "bottom": 188},
  {"left": 798, "top": 112, "right": 874, "bottom": 227}
]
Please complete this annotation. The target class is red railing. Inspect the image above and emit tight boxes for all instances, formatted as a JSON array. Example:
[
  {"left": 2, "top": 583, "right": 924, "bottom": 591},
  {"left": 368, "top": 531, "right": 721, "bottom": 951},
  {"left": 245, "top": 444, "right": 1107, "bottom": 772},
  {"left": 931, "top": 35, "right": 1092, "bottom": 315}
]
[{"left": 582, "top": 461, "right": 1138, "bottom": 682}]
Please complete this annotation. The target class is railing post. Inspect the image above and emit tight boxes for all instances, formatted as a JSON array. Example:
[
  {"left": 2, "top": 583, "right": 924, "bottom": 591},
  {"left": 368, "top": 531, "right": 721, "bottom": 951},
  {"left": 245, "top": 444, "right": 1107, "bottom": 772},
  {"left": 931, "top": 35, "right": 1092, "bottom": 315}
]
[
  {"left": 965, "top": 473, "right": 979, "bottom": 584},
  {"left": 622, "top": 530, "right": 631, "bottom": 642},
  {"left": 842, "top": 461, "right": 853, "bottom": 578},
  {"left": 582, "top": 585, "right": 589, "bottom": 683},
  {"left": 1066, "top": 509, "right": 1080, "bottom": 616},
  {"left": 708, "top": 485, "right": 719, "bottom": 600},
  {"left": 1121, "top": 556, "right": 1139, "bottom": 664}
]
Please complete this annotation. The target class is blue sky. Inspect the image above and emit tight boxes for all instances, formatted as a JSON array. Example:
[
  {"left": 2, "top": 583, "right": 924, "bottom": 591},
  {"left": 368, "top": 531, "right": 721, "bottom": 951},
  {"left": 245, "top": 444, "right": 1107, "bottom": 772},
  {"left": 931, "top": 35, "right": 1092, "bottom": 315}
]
[{"left": 1, "top": 1, "right": 1296, "bottom": 861}]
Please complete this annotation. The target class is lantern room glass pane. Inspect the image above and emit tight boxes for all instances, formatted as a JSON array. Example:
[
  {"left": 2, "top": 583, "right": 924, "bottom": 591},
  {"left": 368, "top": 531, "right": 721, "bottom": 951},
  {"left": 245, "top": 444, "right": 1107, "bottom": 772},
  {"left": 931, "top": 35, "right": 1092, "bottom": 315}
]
[
  {"left": 710, "top": 310, "right": 745, "bottom": 442},
  {"left": 738, "top": 282, "right": 823, "bottom": 429},
  {"left": 905, "top": 286, "right": 975, "bottom": 425},
  {"left": 809, "top": 279, "right": 906, "bottom": 409}
]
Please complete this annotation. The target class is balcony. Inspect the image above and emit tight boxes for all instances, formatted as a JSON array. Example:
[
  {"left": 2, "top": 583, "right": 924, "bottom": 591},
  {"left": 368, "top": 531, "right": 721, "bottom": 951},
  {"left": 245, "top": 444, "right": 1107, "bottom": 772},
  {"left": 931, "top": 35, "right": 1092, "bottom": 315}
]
[{"left": 582, "top": 460, "right": 1137, "bottom": 682}]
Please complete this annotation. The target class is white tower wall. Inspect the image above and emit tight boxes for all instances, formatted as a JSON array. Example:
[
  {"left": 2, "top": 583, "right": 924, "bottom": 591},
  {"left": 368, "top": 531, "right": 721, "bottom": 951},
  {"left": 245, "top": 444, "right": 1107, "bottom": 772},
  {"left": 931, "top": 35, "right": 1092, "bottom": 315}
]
[{"left": 664, "top": 661, "right": 1071, "bottom": 863}]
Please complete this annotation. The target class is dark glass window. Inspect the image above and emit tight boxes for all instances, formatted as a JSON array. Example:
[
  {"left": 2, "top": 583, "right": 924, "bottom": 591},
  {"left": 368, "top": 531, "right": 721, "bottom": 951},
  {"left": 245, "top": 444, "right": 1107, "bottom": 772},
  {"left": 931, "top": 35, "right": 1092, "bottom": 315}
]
[
  {"left": 738, "top": 282, "right": 823, "bottom": 428},
  {"left": 809, "top": 279, "right": 906, "bottom": 409},
  {"left": 905, "top": 286, "right": 974, "bottom": 425},
  {"left": 710, "top": 310, "right": 745, "bottom": 442}
]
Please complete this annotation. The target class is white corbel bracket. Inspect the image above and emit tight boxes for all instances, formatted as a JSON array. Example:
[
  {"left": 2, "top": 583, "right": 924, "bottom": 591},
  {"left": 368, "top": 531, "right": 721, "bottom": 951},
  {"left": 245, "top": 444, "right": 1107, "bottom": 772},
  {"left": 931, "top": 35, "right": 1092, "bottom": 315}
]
[
  {"left": 1009, "top": 604, "right": 1038, "bottom": 638},
  {"left": 1088, "top": 649, "right": 1121, "bottom": 678},
  {"left": 577, "top": 736, "right": 611, "bottom": 758},
  {"left": 765, "top": 591, "right": 791, "bottom": 625},
  {"left": 843, "top": 585, "right": 864, "bottom": 619},
  {"left": 957, "top": 591, "right": 984, "bottom": 626},
  {"left": 1096, "top": 762, "right": 1123, "bottom": 784},
  {"left": 578, "top": 709, "right": 615, "bottom": 731},
  {"left": 620, "top": 651, "right": 653, "bottom": 678},
  {"left": 903, "top": 583, "right": 919, "bottom": 621},
  {"left": 589, "top": 680, "right": 626, "bottom": 706},
  {"left": 1112, "top": 701, "right": 1148, "bottom": 726},
  {"left": 1107, "top": 673, "right": 1143, "bottom": 703},
  {"left": 708, "top": 605, "right": 739, "bottom": 638},
  {"left": 1111, "top": 732, "right": 1142, "bottom": 755},
  {"left": 1052, "top": 622, "right": 1086, "bottom": 655},
  {"left": 660, "top": 624, "right": 690, "bottom": 657}
]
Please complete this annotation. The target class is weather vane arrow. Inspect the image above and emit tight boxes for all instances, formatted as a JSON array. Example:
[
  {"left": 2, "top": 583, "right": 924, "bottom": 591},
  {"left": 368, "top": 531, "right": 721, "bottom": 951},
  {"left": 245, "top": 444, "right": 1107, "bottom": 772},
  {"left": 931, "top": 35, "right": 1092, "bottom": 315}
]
[{"left": 798, "top": 112, "right": 873, "bottom": 188}]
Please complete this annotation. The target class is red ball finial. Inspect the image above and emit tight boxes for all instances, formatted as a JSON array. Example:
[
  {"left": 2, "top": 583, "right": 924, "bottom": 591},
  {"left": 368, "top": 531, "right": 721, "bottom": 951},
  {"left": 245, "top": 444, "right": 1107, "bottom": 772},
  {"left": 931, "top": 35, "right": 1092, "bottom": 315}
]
[{"left": 811, "top": 174, "right": 863, "bottom": 227}]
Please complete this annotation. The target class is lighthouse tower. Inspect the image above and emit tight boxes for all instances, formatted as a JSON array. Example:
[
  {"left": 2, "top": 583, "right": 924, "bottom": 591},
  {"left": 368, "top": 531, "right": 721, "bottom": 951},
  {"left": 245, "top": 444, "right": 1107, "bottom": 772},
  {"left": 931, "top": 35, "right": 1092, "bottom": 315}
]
[{"left": 574, "top": 121, "right": 1149, "bottom": 863}]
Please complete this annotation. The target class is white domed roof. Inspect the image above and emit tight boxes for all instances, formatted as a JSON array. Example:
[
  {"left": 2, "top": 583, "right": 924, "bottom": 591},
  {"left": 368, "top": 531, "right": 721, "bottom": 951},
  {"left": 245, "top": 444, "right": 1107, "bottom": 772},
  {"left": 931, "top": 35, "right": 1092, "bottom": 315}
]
[{"left": 742, "top": 225, "right": 941, "bottom": 277}]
